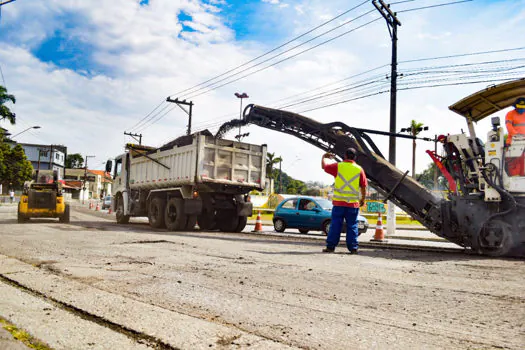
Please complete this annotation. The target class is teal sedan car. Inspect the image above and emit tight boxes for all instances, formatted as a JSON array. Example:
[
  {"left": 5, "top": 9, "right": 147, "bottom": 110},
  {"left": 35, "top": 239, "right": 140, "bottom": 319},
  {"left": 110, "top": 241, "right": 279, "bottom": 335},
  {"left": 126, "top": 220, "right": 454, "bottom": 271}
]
[{"left": 272, "top": 196, "right": 369, "bottom": 235}]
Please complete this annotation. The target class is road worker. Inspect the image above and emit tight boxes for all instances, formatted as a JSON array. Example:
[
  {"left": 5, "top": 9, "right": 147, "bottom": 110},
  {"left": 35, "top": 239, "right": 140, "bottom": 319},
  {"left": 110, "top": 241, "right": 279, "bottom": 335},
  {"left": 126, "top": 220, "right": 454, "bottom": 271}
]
[
  {"left": 505, "top": 97, "right": 525, "bottom": 145},
  {"left": 321, "top": 147, "right": 367, "bottom": 254}
]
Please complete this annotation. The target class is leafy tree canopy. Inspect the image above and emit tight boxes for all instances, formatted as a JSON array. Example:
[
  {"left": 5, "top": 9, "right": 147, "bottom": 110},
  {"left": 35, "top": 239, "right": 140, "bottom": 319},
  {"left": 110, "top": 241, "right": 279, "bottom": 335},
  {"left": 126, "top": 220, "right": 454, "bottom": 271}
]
[
  {"left": 0, "top": 143, "right": 33, "bottom": 191},
  {"left": 0, "top": 85, "right": 16, "bottom": 125},
  {"left": 66, "top": 153, "right": 84, "bottom": 168}
]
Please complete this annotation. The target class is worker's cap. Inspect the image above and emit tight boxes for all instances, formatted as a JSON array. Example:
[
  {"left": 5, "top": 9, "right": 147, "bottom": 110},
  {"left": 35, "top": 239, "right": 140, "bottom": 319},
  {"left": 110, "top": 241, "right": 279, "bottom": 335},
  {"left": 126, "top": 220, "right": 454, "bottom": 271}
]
[
  {"left": 514, "top": 97, "right": 525, "bottom": 109},
  {"left": 437, "top": 134, "right": 447, "bottom": 142}
]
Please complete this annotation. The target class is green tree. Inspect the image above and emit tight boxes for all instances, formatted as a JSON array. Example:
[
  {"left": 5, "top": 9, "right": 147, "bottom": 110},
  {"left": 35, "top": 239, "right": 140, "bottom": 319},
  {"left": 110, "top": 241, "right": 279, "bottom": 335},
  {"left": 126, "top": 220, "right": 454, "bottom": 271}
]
[
  {"left": 0, "top": 143, "right": 33, "bottom": 191},
  {"left": 66, "top": 153, "right": 84, "bottom": 168},
  {"left": 0, "top": 85, "right": 16, "bottom": 125},
  {"left": 266, "top": 152, "right": 282, "bottom": 180}
]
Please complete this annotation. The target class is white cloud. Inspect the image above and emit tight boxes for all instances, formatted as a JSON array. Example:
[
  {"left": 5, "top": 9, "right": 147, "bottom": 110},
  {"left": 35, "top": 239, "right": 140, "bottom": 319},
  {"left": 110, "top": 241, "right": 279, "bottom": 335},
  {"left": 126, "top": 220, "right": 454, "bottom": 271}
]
[{"left": 0, "top": 0, "right": 523, "bottom": 186}]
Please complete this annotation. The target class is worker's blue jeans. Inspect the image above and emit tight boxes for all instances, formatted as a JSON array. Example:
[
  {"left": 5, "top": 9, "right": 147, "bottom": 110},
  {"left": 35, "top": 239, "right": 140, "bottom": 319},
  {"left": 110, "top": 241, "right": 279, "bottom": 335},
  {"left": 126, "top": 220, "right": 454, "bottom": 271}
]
[{"left": 326, "top": 206, "right": 359, "bottom": 251}]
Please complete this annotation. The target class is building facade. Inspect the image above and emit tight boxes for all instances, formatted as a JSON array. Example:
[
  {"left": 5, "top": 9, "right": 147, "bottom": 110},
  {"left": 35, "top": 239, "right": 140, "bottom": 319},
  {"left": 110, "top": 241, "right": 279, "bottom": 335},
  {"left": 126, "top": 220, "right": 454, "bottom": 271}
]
[{"left": 19, "top": 143, "right": 67, "bottom": 179}]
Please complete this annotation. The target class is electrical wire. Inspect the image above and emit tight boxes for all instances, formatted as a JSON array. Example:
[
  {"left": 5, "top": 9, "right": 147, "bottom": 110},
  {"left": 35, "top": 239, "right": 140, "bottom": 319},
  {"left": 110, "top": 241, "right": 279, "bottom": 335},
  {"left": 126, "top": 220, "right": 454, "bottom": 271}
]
[
  {"left": 169, "top": 0, "right": 370, "bottom": 98},
  {"left": 397, "top": 0, "right": 473, "bottom": 13}
]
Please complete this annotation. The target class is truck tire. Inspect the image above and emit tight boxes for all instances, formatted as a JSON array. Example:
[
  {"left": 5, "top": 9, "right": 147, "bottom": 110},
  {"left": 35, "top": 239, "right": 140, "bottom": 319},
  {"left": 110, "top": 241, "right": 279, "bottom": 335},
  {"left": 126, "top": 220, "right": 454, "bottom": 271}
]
[
  {"left": 59, "top": 204, "right": 70, "bottom": 223},
  {"left": 149, "top": 197, "right": 166, "bottom": 229},
  {"left": 186, "top": 215, "right": 198, "bottom": 230},
  {"left": 197, "top": 209, "right": 216, "bottom": 230},
  {"left": 116, "top": 197, "right": 130, "bottom": 224},
  {"left": 165, "top": 198, "right": 186, "bottom": 231},
  {"left": 217, "top": 211, "right": 239, "bottom": 232},
  {"left": 235, "top": 216, "right": 248, "bottom": 232}
]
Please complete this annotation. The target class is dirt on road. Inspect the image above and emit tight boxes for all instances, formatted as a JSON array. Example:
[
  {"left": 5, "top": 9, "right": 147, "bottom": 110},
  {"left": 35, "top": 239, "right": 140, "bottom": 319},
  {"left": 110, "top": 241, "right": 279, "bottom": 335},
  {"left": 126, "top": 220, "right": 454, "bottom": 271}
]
[{"left": 0, "top": 205, "right": 523, "bottom": 349}]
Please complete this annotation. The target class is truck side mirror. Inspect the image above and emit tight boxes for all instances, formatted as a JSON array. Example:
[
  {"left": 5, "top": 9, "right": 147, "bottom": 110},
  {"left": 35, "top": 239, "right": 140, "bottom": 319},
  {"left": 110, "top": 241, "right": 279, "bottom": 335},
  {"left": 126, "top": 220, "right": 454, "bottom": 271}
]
[{"left": 105, "top": 160, "right": 113, "bottom": 173}]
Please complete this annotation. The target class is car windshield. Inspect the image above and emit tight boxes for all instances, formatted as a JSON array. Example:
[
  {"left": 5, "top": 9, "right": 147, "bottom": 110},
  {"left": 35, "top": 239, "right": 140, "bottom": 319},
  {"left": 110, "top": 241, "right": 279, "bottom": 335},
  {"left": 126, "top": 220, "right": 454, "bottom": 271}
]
[{"left": 315, "top": 198, "right": 332, "bottom": 209}]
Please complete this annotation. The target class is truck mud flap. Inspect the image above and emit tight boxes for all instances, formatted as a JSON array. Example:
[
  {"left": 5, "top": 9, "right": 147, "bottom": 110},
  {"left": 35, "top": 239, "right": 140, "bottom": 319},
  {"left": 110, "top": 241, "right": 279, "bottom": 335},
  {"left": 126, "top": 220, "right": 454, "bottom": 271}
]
[
  {"left": 184, "top": 198, "right": 203, "bottom": 215},
  {"left": 237, "top": 202, "right": 253, "bottom": 217}
]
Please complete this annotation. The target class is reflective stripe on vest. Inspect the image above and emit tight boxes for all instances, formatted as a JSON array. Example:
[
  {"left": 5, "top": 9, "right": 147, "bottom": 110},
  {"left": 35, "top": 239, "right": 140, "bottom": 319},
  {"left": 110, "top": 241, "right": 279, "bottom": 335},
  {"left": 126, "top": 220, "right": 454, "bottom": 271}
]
[{"left": 333, "top": 162, "right": 361, "bottom": 203}]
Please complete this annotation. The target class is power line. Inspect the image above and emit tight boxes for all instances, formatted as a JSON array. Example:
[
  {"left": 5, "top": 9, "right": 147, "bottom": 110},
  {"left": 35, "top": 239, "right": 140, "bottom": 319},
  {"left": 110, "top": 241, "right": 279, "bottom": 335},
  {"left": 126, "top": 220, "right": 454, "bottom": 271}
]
[
  {"left": 169, "top": 0, "right": 370, "bottom": 98},
  {"left": 397, "top": 0, "right": 473, "bottom": 13},
  {"left": 182, "top": 10, "right": 378, "bottom": 100}
]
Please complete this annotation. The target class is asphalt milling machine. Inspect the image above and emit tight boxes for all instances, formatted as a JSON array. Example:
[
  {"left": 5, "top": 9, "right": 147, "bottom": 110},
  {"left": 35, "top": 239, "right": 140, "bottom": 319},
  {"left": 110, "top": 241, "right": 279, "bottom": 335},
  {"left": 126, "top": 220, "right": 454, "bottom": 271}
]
[{"left": 216, "top": 78, "right": 525, "bottom": 258}]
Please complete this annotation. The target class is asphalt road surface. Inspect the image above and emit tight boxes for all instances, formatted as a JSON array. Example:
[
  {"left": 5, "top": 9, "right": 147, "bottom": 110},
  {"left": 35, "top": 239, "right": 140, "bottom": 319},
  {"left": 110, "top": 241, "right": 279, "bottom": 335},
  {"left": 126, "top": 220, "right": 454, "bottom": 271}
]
[{"left": 0, "top": 205, "right": 523, "bottom": 349}]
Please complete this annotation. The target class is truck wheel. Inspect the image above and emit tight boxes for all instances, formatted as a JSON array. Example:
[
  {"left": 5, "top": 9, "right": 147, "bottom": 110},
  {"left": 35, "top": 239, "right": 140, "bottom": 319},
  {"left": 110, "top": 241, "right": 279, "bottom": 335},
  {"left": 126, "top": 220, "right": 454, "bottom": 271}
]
[
  {"left": 165, "top": 198, "right": 186, "bottom": 231},
  {"left": 197, "top": 209, "right": 216, "bottom": 230},
  {"left": 186, "top": 215, "right": 198, "bottom": 230},
  {"left": 235, "top": 216, "right": 248, "bottom": 232},
  {"left": 116, "top": 197, "right": 130, "bottom": 224},
  {"left": 217, "top": 211, "right": 239, "bottom": 232},
  {"left": 59, "top": 204, "right": 70, "bottom": 223},
  {"left": 149, "top": 197, "right": 166, "bottom": 229}
]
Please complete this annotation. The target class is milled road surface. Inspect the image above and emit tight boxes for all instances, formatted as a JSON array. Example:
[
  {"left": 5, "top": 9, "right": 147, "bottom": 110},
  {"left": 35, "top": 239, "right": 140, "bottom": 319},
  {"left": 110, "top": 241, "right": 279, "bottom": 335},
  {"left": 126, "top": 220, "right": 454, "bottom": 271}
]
[{"left": 0, "top": 205, "right": 523, "bottom": 349}]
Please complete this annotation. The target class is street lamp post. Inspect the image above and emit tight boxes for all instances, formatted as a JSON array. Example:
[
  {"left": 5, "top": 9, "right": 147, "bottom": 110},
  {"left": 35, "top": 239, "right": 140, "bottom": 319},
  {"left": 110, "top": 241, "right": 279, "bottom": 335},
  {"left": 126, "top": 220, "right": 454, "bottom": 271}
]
[
  {"left": 10, "top": 126, "right": 41, "bottom": 139},
  {"left": 234, "top": 92, "right": 249, "bottom": 140}
]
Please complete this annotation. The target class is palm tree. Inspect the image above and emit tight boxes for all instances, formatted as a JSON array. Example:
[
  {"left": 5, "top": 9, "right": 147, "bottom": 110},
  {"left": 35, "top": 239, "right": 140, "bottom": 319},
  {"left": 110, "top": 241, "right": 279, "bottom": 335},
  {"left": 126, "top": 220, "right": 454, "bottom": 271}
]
[
  {"left": 0, "top": 85, "right": 16, "bottom": 125},
  {"left": 409, "top": 120, "right": 426, "bottom": 177},
  {"left": 266, "top": 152, "right": 282, "bottom": 193}
]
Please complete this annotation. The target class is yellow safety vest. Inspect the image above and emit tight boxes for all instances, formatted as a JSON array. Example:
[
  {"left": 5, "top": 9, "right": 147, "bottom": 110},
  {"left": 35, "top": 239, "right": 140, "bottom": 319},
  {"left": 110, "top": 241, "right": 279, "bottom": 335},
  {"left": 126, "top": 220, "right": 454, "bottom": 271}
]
[{"left": 333, "top": 162, "right": 362, "bottom": 203}]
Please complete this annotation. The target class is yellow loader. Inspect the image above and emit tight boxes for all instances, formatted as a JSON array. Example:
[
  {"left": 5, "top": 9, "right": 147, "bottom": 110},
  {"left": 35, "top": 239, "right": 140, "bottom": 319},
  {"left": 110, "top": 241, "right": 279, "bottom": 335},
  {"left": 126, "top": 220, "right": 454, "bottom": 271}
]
[{"left": 17, "top": 180, "right": 70, "bottom": 223}]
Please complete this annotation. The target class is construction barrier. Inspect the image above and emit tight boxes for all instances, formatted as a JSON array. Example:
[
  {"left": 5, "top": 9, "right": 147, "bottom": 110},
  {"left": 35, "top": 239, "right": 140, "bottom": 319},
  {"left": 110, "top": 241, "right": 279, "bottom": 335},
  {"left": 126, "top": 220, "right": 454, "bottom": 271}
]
[
  {"left": 252, "top": 211, "right": 264, "bottom": 233},
  {"left": 370, "top": 212, "right": 386, "bottom": 242}
]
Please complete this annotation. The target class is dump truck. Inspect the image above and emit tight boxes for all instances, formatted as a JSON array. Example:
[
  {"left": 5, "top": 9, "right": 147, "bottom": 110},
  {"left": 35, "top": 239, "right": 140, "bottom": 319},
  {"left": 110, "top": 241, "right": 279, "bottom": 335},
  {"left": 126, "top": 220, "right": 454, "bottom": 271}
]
[
  {"left": 215, "top": 78, "right": 525, "bottom": 257},
  {"left": 107, "top": 131, "right": 266, "bottom": 232},
  {"left": 17, "top": 177, "right": 70, "bottom": 223}
]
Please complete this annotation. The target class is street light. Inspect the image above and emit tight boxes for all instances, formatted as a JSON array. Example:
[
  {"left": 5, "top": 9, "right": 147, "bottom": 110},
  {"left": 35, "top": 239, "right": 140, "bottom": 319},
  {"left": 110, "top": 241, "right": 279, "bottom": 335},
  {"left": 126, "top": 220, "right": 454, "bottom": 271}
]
[
  {"left": 11, "top": 126, "right": 41, "bottom": 139},
  {"left": 234, "top": 92, "right": 249, "bottom": 140}
]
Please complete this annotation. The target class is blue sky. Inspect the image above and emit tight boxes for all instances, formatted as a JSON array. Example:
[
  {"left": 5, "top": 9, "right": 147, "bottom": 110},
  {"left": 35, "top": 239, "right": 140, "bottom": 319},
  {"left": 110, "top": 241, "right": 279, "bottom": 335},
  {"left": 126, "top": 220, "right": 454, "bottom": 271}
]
[{"left": 0, "top": 0, "right": 523, "bottom": 182}]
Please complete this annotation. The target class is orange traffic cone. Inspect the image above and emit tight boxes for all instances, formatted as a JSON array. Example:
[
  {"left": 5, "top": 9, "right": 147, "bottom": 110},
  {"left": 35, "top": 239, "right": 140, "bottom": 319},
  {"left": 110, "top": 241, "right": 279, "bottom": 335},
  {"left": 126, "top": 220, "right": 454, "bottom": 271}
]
[
  {"left": 370, "top": 212, "right": 386, "bottom": 242},
  {"left": 89, "top": 201, "right": 93, "bottom": 209},
  {"left": 252, "top": 211, "right": 263, "bottom": 233},
  {"left": 95, "top": 202, "right": 100, "bottom": 211},
  {"left": 108, "top": 206, "right": 112, "bottom": 214}
]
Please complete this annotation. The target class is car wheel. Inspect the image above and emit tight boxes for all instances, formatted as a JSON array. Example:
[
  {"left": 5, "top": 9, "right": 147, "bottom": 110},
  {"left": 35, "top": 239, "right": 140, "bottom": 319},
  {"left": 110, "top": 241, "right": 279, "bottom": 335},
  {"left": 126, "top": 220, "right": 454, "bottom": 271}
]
[
  {"left": 322, "top": 220, "right": 331, "bottom": 235},
  {"left": 298, "top": 228, "right": 309, "bottom": 234},
  {"left": 273, "top": 218, "right": 286, "bottom": 232}
]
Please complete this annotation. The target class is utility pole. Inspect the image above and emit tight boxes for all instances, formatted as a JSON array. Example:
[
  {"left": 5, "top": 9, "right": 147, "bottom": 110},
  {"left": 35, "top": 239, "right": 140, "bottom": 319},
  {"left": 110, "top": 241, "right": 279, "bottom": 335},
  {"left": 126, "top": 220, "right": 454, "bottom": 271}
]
[
  {"left": 124, "top": 132, "right": 142, "bottom": 145},
  {"left": 83, "top": 155, "right": 95, "bottom": 204},
  {"left": 373, "top": 0, "right": 401, "bottom": 237},
  {"left": 166, "top": 97, "right": 194, "bottom": 135},
  {"left": 279, "top": 159, "right": 282, "bottom": 194}
]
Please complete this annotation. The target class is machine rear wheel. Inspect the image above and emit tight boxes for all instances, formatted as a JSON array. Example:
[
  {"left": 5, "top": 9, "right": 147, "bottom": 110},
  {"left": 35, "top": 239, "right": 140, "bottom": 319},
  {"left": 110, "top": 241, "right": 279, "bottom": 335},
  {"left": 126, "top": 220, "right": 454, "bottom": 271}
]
[
  {"left": 59, "top": 204, "right": 70, "bottom": 223},
  {"left": 17, "top": 203, "right": 28, "bottom": 223},
  {"left": 478, "top": 220, "right": 513, "bottom": 257}
]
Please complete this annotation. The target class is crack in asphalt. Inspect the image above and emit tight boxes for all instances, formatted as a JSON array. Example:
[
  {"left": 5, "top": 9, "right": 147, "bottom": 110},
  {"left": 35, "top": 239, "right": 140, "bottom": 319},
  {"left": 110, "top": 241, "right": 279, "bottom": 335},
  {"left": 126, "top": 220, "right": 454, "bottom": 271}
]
[{"left": 0, "top": 273, "right": 178, "bottom": 350}]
